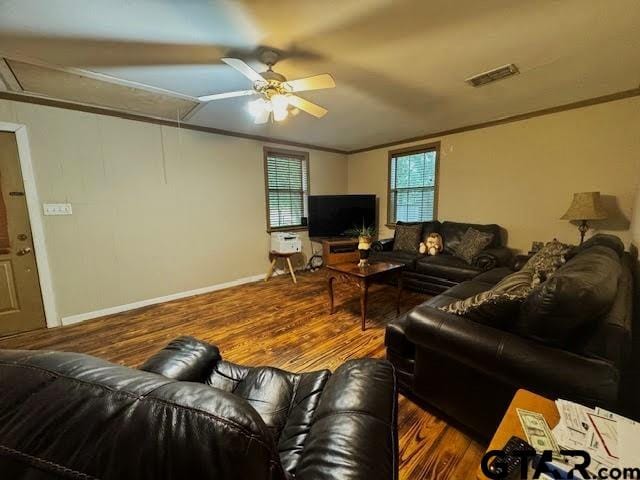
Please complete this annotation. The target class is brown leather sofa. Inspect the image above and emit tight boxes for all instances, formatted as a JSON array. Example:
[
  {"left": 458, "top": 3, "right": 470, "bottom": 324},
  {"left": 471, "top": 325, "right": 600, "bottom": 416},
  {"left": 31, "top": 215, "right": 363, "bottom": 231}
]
[
  {"left": 0, "top": 337, "right": 398, "bottom": 480},
  {"left": 385, "top": 235, "right": 633, "bottom": 438},
  {"left": 371, "top": 220, "right": 513, "bottom": 294}
]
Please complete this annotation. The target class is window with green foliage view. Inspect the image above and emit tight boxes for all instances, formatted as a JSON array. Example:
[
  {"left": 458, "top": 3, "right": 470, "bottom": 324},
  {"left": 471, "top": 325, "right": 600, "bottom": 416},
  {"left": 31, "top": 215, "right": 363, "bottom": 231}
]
[
  {"left": 265, "top": 149, "right": 309, "bottom": 231},
  {"left": 388, "top": 144, "right": 439, "bottom": 224}
]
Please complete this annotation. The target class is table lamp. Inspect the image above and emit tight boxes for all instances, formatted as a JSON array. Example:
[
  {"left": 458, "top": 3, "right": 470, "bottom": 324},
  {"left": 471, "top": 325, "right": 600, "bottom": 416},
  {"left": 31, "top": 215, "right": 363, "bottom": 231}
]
[{"left": 561, "top": 192, "right": 607, "bottom": 244}]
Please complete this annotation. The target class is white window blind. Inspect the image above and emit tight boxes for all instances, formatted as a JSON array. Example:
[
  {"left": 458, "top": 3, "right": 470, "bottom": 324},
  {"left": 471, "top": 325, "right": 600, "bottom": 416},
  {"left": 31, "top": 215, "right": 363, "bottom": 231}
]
[
  {"left": 389, "top": 146, "right": 438, "bottom": 223},
  {"left": 265, "top": 150, "right": 309, "bottom": 230}
]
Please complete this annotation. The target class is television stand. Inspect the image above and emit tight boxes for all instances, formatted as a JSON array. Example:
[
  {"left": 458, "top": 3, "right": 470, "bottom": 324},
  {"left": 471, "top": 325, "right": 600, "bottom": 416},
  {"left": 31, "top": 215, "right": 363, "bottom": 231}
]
[{"left": 319, "top": 238, "right": 359, "bottom": 266}]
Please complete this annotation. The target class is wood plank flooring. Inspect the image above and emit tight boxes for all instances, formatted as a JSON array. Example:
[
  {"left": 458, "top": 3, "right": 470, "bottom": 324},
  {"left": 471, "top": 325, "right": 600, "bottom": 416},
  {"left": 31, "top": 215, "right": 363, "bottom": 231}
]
[{"left": 0, "top": 270, "right": 486, "bottom": 479}]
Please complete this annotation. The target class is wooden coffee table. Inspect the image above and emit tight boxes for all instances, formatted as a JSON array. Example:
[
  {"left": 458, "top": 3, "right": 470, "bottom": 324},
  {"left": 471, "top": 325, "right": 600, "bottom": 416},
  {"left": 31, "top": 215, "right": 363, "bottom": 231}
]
[
  {"left": 477, "top": 389, "right": 560, "bottom": 479},
  {"left": 326, "top": 261, "right": 405, "bottom": 331}
]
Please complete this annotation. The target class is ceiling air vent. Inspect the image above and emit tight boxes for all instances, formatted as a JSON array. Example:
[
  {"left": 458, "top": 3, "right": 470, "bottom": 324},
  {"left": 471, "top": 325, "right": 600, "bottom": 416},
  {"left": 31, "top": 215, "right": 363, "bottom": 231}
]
[{"left": 466, "top": 64, "right": 519, "bottom": 87}]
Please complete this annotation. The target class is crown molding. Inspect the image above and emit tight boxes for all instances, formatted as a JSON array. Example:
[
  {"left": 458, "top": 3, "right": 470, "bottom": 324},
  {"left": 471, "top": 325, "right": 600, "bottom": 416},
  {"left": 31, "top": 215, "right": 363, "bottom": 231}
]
[
  {"left": 2, "top": 87, "right": 639, "bottom": 157},
  {"left": 0, "top": 91, "right": 348, "bottom": 154},
  {"left": 346, "top": 87, "right": 640, "bottom": 154}
]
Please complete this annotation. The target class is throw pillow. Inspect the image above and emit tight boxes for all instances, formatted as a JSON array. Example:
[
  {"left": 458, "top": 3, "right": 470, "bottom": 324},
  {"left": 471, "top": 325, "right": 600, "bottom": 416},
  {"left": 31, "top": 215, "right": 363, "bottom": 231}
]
[
  {"left": 516, "top": 246, "right": 621, "bottom": 347},
  {"left": 452, "top": 227, "right": 494, "bottom": 264},
  {"left": 521, "top": 239, "right": 571, "bottom": 285},
  {"left": 441, "top": 269, "right": 534, "bottom": 327},
  {"left": 393, "top": 224, "right": 422, "bottom": 253}
]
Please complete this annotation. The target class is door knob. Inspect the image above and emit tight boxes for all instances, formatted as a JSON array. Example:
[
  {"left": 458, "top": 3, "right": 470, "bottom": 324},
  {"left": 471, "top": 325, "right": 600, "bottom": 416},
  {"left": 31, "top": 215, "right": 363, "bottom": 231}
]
[{"left": 16, "top": 247, "right": 32, "bottom": 256}]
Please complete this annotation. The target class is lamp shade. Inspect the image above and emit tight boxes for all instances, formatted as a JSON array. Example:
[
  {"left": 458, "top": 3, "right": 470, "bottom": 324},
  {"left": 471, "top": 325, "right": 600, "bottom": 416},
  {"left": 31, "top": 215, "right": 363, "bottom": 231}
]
[{"left": 561, "top": 192, "right": 608, "bottom": 221}]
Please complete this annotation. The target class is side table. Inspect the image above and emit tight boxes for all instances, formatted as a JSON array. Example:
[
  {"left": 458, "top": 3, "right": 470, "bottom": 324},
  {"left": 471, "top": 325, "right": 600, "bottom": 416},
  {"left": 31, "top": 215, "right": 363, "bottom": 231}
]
[
  {"left": 476, "top": 389, "right": 559, "bottom": 480},
  {"left": 265, "top": 251, "right": 298, "bottom": 284}
]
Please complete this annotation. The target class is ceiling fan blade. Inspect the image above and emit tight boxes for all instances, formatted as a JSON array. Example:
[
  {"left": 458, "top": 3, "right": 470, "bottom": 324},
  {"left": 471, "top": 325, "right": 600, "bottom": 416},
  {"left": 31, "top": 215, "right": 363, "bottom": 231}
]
[
  {"left": 0, "top": 33, "right": 228, "bottom": 67},
  {"left": 288, "top": 95, "right": 328, "bottom": 118},
  {"left": 222, "top": 58, "right": 264, "bottom": 83},
  {"left": 254, "top": 109, "right": 270, "bottom": 124},
  {"left": 198, "top": 90, "right": 256, "bottom": 102},
  {"left": 285, "top": 74, "right": 335, "bottom": 92}
]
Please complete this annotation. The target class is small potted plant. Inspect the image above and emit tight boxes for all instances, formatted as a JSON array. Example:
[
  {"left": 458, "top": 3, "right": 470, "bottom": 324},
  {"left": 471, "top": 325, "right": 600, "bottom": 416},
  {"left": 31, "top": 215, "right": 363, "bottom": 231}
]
[{"left": 346, "top": 222, "right": 376, "bottom": 267}]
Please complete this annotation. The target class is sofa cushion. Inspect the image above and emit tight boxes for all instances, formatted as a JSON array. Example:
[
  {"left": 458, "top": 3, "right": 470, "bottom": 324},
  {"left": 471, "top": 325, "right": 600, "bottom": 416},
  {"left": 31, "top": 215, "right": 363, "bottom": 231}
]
[
  {"left": 440, "top": 221, "right": 501, "bottom": 254},
  {"left": 579, "top": 254, "right": 633, "bottom": 367},
  {"left": 370, "top": 249, "right": 419, "bottom": 269},
  {"left": 277, "top": 371, "right": 332, "bottom": 474},
  {"left": 415, "top": 254, "right": 482, "bottom": 282},
  {"left": 516, "top": 246, "right": 621, "bottom": 347},
  {"left": 393, "top": 223, "right": 422, "bottom": 253},
  {"left": 206, "top": 361, "right": 330, "bottom": 446},
  {"left": 441, "top": 270, "right": 534, "bottom": 327},
  {"left": 451, "top": 227, "right": 495, "bottom": 264}
]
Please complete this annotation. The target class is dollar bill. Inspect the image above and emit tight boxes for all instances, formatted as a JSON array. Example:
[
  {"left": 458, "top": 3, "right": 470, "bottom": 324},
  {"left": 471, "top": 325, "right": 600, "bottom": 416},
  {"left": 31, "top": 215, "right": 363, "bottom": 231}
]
[{"left": 517, "top": 408, "right": 560, "bottom": 455}]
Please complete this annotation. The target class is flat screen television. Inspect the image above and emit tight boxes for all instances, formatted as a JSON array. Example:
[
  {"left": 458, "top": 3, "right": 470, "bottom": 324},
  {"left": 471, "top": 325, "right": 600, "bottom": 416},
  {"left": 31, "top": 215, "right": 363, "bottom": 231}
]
[{"left": 308, "top": 194, "right": 376, "bottom": 237}]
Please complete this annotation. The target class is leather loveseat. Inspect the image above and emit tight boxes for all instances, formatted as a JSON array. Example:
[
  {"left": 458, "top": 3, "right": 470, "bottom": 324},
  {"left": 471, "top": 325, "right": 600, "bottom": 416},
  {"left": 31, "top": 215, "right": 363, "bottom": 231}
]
[
  {"left": 385, "top": 235, "right": 633, "bottom": 438},
  {"left": 0, "top": 336, "right": 398, "bottom": 480},
  {"left": 371, "top": 220, "right": 512, "bottom": 294}
]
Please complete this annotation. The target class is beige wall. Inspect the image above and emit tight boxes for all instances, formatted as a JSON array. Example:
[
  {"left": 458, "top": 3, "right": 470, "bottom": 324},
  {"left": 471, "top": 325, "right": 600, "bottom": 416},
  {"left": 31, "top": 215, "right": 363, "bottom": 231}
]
[
  {"left": 630, "top": 183, "right": 640, "bottom": 257},
  {"left": 1, "top": 95, "right": 638, "bottom": 323},
  {"left": 348, "top": 97, "right": 640, "bottom": 252},
  {"left": 0, "top": 99, "right": 347, "bottom": 321}
]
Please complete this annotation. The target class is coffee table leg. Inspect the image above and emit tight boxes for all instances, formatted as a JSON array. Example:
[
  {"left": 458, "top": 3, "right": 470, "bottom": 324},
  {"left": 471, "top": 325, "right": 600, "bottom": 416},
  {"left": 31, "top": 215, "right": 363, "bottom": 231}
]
[
  {"left": 396, "top": 272, "right": 403, "bottom": 314},
  {"left": 360, "top": 279, "right": 369, "bottom": 331},
  {"left": 327, "top": 275, "right": 336, "bottom": 314}
]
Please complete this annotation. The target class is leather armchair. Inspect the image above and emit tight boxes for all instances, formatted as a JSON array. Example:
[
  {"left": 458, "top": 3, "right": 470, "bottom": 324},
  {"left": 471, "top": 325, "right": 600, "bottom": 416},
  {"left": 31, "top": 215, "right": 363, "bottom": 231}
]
[{"left": 0, "top": 337, "right": 399, "bottom": 480}]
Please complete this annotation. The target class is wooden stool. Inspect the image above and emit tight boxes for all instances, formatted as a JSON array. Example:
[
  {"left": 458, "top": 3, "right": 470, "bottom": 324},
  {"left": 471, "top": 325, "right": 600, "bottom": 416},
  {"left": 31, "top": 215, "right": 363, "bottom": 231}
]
[{"left": 265, "top": 251, "right": 298, "bottom": 284}]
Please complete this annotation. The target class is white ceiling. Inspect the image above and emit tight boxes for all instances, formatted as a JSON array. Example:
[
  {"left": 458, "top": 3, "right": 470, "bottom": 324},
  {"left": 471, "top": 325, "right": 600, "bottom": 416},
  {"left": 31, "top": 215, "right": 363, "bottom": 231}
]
[{"left": 0, "top": 0, "right": 639, "bottom": 151}]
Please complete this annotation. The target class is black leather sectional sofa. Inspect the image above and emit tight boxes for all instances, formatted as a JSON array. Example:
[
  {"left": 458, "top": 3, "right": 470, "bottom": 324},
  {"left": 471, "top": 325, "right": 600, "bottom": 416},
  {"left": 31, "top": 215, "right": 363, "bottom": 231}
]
[
  {"left": 385, "top": 235, "right": 633, "bottom": 438},
  {"left": 0, "top": 337, "right": 398, "bottom": 480},
  {"left": 371, "top": 220, "right": 513, "bottom": 294}
]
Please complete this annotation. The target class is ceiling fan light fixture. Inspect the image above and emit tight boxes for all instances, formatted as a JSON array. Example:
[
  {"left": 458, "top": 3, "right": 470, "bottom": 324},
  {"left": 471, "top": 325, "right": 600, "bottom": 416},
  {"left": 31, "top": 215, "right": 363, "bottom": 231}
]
[
  {"left": 271, "top": 94, "right": 289, "bottom": 111},
  {"left": 273, "top": 106, "right": 288, "bottom": 122},
  {"left": 271, "top": 94, "right": 290, "bottom": 122},
  {"left": 248, "top": 98, "right": 270, "bottom": 118}
]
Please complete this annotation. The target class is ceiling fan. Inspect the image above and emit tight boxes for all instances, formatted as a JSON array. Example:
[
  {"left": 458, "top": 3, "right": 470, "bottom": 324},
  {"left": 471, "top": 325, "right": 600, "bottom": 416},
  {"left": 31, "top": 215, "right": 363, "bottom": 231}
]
[{"left": 197, "top": 50, "right": 335, "bottom": 124}]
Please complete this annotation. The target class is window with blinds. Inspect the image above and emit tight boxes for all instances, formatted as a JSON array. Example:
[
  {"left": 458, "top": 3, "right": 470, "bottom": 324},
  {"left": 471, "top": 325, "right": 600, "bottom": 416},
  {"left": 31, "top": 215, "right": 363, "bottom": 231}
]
[
  {"left": 264, "top": 148, "right": 309, "bottom": 231},
  {"left": 388, "top": 143, "right": 439, "bottom": 224}
]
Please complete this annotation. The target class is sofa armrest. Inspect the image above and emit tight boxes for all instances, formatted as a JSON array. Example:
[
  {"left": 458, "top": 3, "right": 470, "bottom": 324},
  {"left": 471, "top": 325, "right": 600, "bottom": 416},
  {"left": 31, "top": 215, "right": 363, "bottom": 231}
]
[
  {"left": 296, "top": 359, "right": 398, "bottom": 480},
  {"left": 472, "top": 246, "right": 513, "bottom": 271},
  {"left": 405, "top": 307, "right": 619, "bottom": 407},
  {"left": 372, "top": 238, "right": 395, "bottom": 252},
  {"left": 140, "top": 336, "right": 221, "bottom": 382}
]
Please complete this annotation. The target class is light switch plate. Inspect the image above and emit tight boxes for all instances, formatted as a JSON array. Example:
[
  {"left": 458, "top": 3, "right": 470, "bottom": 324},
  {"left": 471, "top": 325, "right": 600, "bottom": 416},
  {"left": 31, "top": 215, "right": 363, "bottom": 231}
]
[{"left": 43, "top": 203, "right": 73, "bottom": 216}]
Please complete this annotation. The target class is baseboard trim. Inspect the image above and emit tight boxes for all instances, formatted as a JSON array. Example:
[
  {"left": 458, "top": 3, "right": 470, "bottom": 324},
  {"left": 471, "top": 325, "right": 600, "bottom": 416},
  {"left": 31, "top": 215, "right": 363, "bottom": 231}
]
[{"left": 60, "top": 273, "right": 267, "bottom": 326}]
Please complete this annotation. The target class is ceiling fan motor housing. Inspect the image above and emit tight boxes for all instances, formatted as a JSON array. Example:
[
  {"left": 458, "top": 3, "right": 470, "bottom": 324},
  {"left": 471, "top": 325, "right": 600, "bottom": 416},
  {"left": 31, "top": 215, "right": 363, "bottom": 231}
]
[{"left": 260, "top": 70, "right": 286, "bottom": 83}]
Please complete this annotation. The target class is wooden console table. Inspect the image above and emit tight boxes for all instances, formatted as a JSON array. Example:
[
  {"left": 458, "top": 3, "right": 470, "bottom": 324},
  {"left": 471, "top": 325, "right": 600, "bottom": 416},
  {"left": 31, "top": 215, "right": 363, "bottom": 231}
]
[
  {"left": 320, "top": 238, "right": 359, "bottom": 266},
  {"left": 326, "top": 261, "right": 404, "bottom": 331}
]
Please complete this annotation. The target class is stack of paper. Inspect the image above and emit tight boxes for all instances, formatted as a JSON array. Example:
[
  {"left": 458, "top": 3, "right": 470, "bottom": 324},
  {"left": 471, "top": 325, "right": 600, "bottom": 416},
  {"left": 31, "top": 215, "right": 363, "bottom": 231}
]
[{"left": 552, "top": 399, "right": 640, "bottom": 475}]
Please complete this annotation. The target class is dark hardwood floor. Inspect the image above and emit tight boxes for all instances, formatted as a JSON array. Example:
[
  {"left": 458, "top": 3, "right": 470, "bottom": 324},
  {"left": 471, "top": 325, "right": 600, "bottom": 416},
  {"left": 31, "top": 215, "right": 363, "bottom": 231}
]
[{"left": 0, "top": 270, "right": 486, "bottom": 479}]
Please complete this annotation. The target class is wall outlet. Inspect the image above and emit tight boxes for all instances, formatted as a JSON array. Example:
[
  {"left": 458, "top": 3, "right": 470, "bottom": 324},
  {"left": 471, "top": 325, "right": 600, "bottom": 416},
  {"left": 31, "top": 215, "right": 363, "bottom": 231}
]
[{"left": 43, "top": 203, "right": 73, "bottom": 216}]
